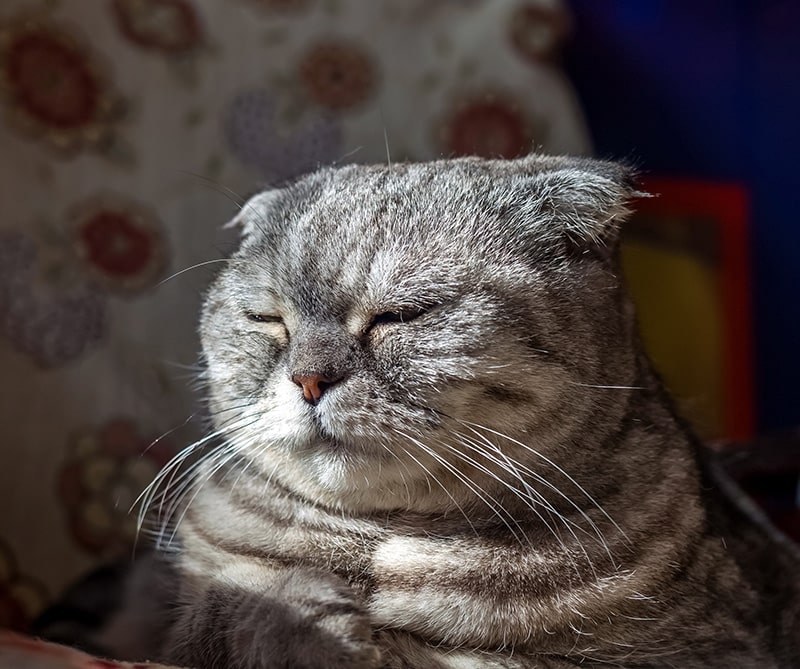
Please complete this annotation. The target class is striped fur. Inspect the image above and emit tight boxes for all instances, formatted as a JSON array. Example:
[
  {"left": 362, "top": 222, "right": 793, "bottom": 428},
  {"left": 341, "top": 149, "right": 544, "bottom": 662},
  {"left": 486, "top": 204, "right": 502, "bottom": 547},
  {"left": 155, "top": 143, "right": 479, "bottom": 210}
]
[{"left": 148, "top": 156, "right": 798, "bottom": 668}]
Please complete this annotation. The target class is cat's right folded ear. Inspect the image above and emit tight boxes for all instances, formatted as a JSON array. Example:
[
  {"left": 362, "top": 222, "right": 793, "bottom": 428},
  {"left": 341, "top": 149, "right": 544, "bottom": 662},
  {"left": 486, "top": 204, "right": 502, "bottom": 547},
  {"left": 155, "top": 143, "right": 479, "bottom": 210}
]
[{"left": 223, "top": 189, "right": 283, "bottom": 238}]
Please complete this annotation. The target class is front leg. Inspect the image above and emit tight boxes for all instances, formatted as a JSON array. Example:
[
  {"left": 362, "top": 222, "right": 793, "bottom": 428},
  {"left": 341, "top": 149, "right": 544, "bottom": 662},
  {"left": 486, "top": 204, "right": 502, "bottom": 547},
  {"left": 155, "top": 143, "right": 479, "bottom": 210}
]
[
  {"left": 367, "top": 534, "right": 625, "bottom": 655},
  {"left": 165, "top": 559, "right": 380, "bottom": 669}
]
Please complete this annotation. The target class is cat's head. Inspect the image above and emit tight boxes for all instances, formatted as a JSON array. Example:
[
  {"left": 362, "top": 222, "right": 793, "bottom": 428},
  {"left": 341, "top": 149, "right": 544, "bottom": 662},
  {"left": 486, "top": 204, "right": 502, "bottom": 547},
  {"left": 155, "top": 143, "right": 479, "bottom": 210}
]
[{"left": 200, "top": 155, "right": 641, "bottom": 512}]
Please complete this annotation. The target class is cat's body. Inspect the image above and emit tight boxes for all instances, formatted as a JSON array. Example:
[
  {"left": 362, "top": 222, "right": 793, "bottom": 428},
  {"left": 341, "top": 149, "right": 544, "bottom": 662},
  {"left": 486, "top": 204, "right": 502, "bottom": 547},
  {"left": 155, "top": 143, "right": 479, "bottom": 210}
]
[{"left": 148, "top": 156, "right": 799, "bottom": 668}]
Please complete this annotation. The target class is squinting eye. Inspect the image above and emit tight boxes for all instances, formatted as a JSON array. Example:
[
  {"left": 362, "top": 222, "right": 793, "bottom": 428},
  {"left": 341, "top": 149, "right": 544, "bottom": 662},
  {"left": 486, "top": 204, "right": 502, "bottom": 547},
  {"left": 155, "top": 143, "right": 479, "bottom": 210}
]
[
  {"left": 245, "top": 312, "right": 283, "bottom": 324},
  {"left": 369, "top": 307, "right": 427, "bottom": 329}
]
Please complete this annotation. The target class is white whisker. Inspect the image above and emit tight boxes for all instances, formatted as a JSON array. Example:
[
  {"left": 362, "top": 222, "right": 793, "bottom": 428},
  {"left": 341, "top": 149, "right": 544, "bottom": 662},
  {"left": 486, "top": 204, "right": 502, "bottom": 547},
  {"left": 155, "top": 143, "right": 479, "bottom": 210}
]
[
  {"left": 450, "top": 431, "right": 597, "bottom": 577},
  {"left": 392, "top": 433, "right": 478, "bottom": 538},
  {"left": 569, "top": 382, "right": 645, "bottom": 390},
  {"left": 397, "top": 430, "right": 529, "bottom": 547},
  {"left": 455, "top": 420, "right": 626, "bottom": 565},
  {"left": 135, "top": 408, "right": 263, "bottom": 534},
  {"left": 156, "top": 258, "right": 234, "bottom": 287}
]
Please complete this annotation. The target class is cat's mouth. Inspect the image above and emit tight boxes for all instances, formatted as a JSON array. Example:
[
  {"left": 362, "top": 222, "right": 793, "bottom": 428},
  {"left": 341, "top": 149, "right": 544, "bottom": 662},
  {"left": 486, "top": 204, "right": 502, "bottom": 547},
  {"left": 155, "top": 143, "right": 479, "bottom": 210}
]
[
  {"left": 302, "top": 421, "right": 358, "bottom": 454},
  {"left": 300, "top": 419, "right": 392, "bottom": 460},
  {"left": 314, "top": 430, "right": 347, "bottom": 452}
]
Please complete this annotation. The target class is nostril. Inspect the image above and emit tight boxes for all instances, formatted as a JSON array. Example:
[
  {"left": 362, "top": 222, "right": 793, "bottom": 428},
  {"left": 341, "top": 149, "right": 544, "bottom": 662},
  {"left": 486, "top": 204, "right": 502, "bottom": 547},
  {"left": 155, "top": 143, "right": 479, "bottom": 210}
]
[{"left": 291, "top": 372, "right": 340, "bottom": 404}]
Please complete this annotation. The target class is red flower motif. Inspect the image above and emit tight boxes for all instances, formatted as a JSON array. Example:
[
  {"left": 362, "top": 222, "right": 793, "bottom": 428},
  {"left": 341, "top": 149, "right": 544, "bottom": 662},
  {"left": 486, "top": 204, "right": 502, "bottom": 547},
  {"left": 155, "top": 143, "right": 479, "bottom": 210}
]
[
  {"left": 0, "top": 541, "right": 48, "bottom": 632},
  {"left": 58, "top": 419, "right": 176, "bottom": 556},
  {"left": 509, "top": 4, "right": 571, "bottom": 64},
  {"left": 0, "top": 16, "right": 123, "bottom": 152},
  {"left": 69, "top": 194, "right": 168, "bottom": 295},
  {"left": 299, "top": 39, "right": 377, "bottom": 111},
  {"left": 112, "top": 0, "right": 204, "bottom": 54},
  {"left": 442, "top": 93, "right": 533, "bottom": 159}
]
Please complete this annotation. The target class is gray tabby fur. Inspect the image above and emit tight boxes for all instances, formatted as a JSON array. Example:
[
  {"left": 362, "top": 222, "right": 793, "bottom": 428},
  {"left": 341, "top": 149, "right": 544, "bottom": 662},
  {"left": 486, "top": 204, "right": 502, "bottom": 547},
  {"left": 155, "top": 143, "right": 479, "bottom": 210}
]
[{"left": 149, "top": 155, "right": 799, "bottom": 668}]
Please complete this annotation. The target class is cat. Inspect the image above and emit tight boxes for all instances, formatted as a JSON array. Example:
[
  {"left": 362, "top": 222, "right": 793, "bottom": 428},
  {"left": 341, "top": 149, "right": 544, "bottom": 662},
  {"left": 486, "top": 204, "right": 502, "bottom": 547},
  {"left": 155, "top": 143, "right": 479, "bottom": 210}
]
[{"left": 144, "top": 154, "right": 799, "bottom": 668}]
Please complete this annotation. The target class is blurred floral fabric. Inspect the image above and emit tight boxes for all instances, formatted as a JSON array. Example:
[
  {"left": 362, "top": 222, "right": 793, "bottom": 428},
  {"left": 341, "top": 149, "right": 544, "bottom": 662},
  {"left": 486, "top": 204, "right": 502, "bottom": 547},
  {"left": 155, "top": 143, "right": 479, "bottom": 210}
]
[{"left": 0, "top": 0, "right": 590, "bottom": 630}]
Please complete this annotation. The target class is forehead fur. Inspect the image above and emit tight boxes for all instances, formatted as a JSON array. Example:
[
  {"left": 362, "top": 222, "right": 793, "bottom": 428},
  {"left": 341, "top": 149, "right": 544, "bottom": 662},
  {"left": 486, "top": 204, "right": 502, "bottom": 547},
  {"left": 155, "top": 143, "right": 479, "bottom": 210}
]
[
  {"left": 234, "top": 154, "right": 636, "bottom": 255},
  {"left": 224, "top": 155, "right": 637, "bottom": 315}
]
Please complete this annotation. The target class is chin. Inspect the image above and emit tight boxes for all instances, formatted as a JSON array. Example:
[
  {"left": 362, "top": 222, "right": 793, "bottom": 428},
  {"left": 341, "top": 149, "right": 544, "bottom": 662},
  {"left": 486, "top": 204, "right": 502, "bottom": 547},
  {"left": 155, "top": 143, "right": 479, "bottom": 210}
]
[{"left": 269, "top": 441, "right": 421, "bottom": 511}]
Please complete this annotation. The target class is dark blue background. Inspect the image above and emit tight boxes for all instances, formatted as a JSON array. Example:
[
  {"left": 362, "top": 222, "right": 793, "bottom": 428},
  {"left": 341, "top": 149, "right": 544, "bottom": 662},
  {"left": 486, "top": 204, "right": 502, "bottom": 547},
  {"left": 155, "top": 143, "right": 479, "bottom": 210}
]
[{"left": 566, "top": 0, "right": 800, "bottom": 432}]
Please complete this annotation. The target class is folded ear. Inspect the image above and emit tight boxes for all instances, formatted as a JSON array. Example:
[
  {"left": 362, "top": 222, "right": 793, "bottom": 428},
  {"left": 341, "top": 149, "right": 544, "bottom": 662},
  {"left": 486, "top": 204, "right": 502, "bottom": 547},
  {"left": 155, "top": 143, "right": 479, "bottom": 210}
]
[
  {"left": 517, "top": 155, "right": 646, "bottom": 257},
  {"left": 223, "top": 189, "right": 285, "bottom": 239}
]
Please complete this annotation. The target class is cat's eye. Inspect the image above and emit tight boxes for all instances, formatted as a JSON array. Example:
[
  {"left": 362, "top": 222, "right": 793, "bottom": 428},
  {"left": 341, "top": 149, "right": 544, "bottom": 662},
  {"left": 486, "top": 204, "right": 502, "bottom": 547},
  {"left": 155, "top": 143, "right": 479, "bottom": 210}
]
[
  {"left": 245, "top": 312, "right": 283, "bottom": 324},
  {"left": 368, "top": 306, "right": 427, "bottom": 329}
]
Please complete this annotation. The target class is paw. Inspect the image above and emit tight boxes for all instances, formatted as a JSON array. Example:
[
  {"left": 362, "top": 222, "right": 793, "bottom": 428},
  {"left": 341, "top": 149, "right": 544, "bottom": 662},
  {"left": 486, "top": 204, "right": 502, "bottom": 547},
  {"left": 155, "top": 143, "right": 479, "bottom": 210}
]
[{"left": 232, "top": 568, "right": 381, "bottom": 669}]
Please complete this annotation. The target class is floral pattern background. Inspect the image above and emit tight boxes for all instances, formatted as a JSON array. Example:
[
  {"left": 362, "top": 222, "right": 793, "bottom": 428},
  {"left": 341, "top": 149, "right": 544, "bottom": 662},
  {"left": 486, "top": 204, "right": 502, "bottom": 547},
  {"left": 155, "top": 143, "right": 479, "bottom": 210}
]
[{"left": 0, "top": 0, "right": 590, "bottom": 624}]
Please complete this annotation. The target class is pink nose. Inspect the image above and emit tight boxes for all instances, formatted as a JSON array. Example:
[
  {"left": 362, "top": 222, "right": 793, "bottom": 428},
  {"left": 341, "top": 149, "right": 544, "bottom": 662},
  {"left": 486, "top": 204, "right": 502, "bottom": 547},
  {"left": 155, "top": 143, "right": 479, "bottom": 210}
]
[{"left": 291, "top": 373, "right": 337, "bottom": 403}]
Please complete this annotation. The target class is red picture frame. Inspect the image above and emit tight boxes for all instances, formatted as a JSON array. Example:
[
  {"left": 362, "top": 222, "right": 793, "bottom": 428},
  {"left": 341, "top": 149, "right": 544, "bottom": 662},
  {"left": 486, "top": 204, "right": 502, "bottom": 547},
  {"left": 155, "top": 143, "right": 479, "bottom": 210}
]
[{"left": 624, "top": 178, "right": 753, "bottom": 441}]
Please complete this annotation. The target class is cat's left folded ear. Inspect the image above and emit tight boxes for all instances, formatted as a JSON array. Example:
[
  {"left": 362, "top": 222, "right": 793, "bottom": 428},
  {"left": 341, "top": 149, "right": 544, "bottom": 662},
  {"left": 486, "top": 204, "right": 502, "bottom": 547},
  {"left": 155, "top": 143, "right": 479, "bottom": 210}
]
[{"left": 518, "top": 155, "right": 652, "bottom": 258}]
